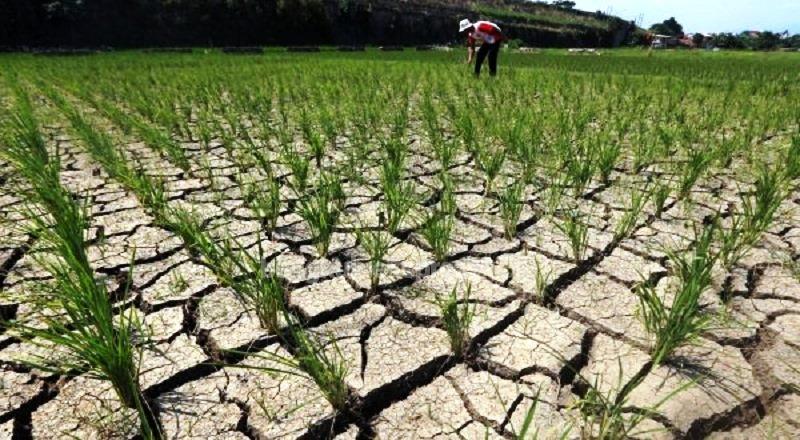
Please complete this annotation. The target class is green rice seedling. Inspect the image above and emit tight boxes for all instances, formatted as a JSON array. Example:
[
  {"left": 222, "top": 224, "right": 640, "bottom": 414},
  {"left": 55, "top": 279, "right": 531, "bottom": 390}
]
[
  {"left": 475, "top": 143, "right": 507, "bottom": 195},
  {"left": 597, "top": 138, "right": 621, "bottom": 184},
  {"left": 572, "top": 363, "right": 690, "bottom": 440},
  {"left": 636, "top": 222, "right": 717, "bottom": 366},
  {"left": 719, "top": 167, "right": 786, "bottom": 269},
  {"left": 166, "top": 207, "right": 286, "bottom": 332},
  {"left": 231, "top": 241, "right": 286, "bottom": 333},
  {"left": 380, "top": 153, "right": 417, "bottom": 234},
  {"left": 242, "top": 176, "right": 281, "bottom": 235},
  {"left": 543, "top": 172, "right": 569, "bottom": 218},
  {"left": 288, "top": 321, "right": 350, "bottom": 412},
  {"left": 555, "top": 210, "right": 590, "bottom": 263},
  {"left": 532, "top": 256, "right": 553, "bottom": 303},
  {"left": 420, "top": 208, "right": 455, "bottom": 263},
  {"left": 746, "top": 163, "right": 786, "bottom": 232},
  {"left": 356, "top": 228, "right": 392, "bottom": 292},
  {"left": 499, "top": 178, "right": 525, "bottom": 239},
  {"left": 436, "top": 284, "right": 476, "bottom": 358},
  {"left": 651, "top": 180, "right": 672, "bottom": 218},
  {"left": 433, "top": 137, "right": 458, "bottom": 170},
  {"left": 677, "top": 148, "right": 712, "bottom": 198},
  {"left": 613, "top": 184, "right": 651, "bottom": 241},
  {"left": 515, "top": 396, "right": 573, "bottom": 440},
  {"left": 300, "top": 109, "right": 326, "bottom": 168},
  {"left": 280, "top": 145, "right": 310, "bottom": 194},
  {"left": 565, "top": 155, "right": 595, "bottom": 197},
  {"left": 298, "top": 174, "right": 344, "bottom": 257}
]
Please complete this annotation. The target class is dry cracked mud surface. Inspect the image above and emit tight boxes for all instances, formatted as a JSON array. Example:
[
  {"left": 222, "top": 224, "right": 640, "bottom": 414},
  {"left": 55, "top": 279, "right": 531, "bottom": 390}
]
[{"left": 1, "top": 109, "right": 799, "bottom": 440}]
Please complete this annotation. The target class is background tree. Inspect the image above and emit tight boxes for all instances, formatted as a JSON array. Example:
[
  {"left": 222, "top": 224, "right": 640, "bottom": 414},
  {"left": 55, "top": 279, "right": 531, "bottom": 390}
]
[
  {"left": 692, "top": 33, "right": 705, "bottom": 48},
  {"left": 650, "top": 17, "right": 684, "bottom": 37},
  {"left": 552, "top": 1, "right": 576, "bottom": 9}
]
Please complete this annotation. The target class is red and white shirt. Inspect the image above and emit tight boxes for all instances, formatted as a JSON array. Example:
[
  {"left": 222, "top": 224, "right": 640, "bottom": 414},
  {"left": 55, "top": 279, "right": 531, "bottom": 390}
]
[{"left": 468, "top": 21, "right": 503, "bottom": 45}]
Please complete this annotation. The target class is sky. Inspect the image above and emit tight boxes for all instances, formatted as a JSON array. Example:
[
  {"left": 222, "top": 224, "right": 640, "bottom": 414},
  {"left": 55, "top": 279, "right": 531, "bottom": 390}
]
[{"left": 573, "top": 0, "right": 800, "bottom": 34}]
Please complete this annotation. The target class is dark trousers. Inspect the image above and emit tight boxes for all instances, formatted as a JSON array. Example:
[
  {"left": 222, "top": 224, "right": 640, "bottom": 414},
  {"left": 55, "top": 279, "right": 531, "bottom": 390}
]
[{"left": 475, "top": 42, "right": 500, "bottom": 77}]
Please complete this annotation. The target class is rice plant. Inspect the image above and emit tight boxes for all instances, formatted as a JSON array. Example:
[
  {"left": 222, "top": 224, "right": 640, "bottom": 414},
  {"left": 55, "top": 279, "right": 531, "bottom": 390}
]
[
  {"left": 498, "top": 178, "right": 525, "bottom": 239},
  {"left": 288, "top": 321, "right": 350, "bottom": 411},
  {"left": 555, "top": 210, "right": 590, "bottom": 263},
  {"left": 718, "top": 165, "right": 786, "bottom": 269},
  {"left": 356, "top": 228, "right": 392, "bottom": 291},
  {"left": 613, "top": 184, "right": 650, "bottom": 241},
  {"left": 475, "top": 142, "right": 507, "bottom": 195},
  {"left": 297, "top": 173, "right": 344, "bottom": 257},
  {"left": 436, "top": 284, "right": 475, "bottom": 358},
  {"left": 242, "top": 176, "right": 281, "bottom": 235},
  {"left": 636, "top": 222, "right": 717, "bottom": 365},
  {"left": 651, "top": 180, "right": 672, "bottom": 218}
]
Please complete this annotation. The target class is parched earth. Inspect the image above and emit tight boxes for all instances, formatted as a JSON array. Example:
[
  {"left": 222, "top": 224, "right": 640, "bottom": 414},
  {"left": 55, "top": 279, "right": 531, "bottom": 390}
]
[{"left": 1, "top": 121, "right": 799, "bottom": 440}]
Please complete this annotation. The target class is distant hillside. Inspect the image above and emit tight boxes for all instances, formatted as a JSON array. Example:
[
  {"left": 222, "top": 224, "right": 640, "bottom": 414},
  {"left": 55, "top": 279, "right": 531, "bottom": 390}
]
[{"left": 0, "top": 0, "right": 636, "bottom": 49}]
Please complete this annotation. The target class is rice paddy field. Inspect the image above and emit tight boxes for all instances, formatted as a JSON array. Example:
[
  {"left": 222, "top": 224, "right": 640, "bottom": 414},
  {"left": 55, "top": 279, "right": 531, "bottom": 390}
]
[{"left": 0, "top": 49, "right": 799, "bottom": 439}]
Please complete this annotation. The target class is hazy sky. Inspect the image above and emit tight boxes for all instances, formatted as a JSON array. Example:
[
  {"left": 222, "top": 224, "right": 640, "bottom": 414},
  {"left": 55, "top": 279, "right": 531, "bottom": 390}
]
[{"left": 573, "top": 0, "right": 800, "bottom": 33}]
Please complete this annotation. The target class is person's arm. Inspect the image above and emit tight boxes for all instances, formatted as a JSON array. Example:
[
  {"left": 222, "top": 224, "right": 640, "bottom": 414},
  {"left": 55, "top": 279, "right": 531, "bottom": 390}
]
[{"left": 466, "top": 36, "right": 475, "bottom": 64}]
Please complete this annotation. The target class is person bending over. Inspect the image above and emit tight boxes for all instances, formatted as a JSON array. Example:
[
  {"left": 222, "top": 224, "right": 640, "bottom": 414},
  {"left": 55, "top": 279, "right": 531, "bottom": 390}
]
[{"left": 459, "top": 19, "right": 503, "bottom": 77}]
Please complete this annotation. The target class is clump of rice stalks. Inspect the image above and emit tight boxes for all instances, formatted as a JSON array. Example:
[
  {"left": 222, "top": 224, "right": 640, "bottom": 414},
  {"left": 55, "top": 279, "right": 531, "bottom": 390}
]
[
  {"left": 289, "top": 322, "right": 350, "bottom": 411},
  {"left": 167, "top": 208, "right": 286, "bottom": 333},
  {"left": 421, "top": 209, "right": 455, "bottom": 263},
  {"left": 555, "top": 210, "right": 590, "bottom": 263},
  {"left": 677, "top": 148, "right": 712, "bottom": 198},
  {"left": 298, "top": 173, "right": 345, "bottom": 257},
  {"left": 636, "top": 222, "right": 717, "bottom": 365},
  {"left": 532, "top": 256, "right": 553, "bottom": 303},
  {"left": 597, "top": 138, "right": 621, "bottom": 185},
  {"left": 499, "top": 178, "right": 525, "bottom": 239},
  {"left": 564, "top": 150, "right": 595, "bottom": 197},
  {"left": 280, "top": 144, "right": 310, "bottom": 194},
  {"left": 420, "top": 181, "right": 456, "bottom": 263},
  {"left": 651, "top": 180, "right": 672, "bottom": 218},
  {"left": 356, "top": 228, "right": 392, "bottom": 292},
  {"left": 475, "top": 142, "right": 507, "bottom": 195},
  {"left": 300, "top": 109, "right": 326, "bottom": 168},
  {"left": 613, "top": 184, "right": 650, "bottom": 241},
  {"left": 380, "top": 138, "right": 417, "bottom": 233},
  {"left": 242, "top": 176, "right": 281, "bottom": 235},
  {"left": 718, "top": 165, "right": 786, "bottom": 269},
  {"left": 437, "top": 284, "right": 476, "bottom": 358},
  {"left": 572, "top": 363, "right": 690, "bottom": 440}
]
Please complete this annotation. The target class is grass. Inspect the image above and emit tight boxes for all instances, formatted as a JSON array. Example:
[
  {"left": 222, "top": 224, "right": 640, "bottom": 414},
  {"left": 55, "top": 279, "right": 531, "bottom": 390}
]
[{"left": 421, "top": 207, "right": 455, "bottom": 263}]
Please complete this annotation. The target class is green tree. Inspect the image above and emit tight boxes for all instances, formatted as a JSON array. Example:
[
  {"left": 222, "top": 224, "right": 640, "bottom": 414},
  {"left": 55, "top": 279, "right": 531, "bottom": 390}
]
[
  {"left": 650, "top": 17, "right": 684, "bottom": 37},
  {"left": 552, "top": 1, "right": 576, "bottom": 9}
]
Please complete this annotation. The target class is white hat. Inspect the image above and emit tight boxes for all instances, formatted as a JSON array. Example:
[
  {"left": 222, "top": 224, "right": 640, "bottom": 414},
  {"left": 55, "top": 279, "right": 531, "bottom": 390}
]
[{"left": 459, "top": 19, "right": 472, "bottom": 33}]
